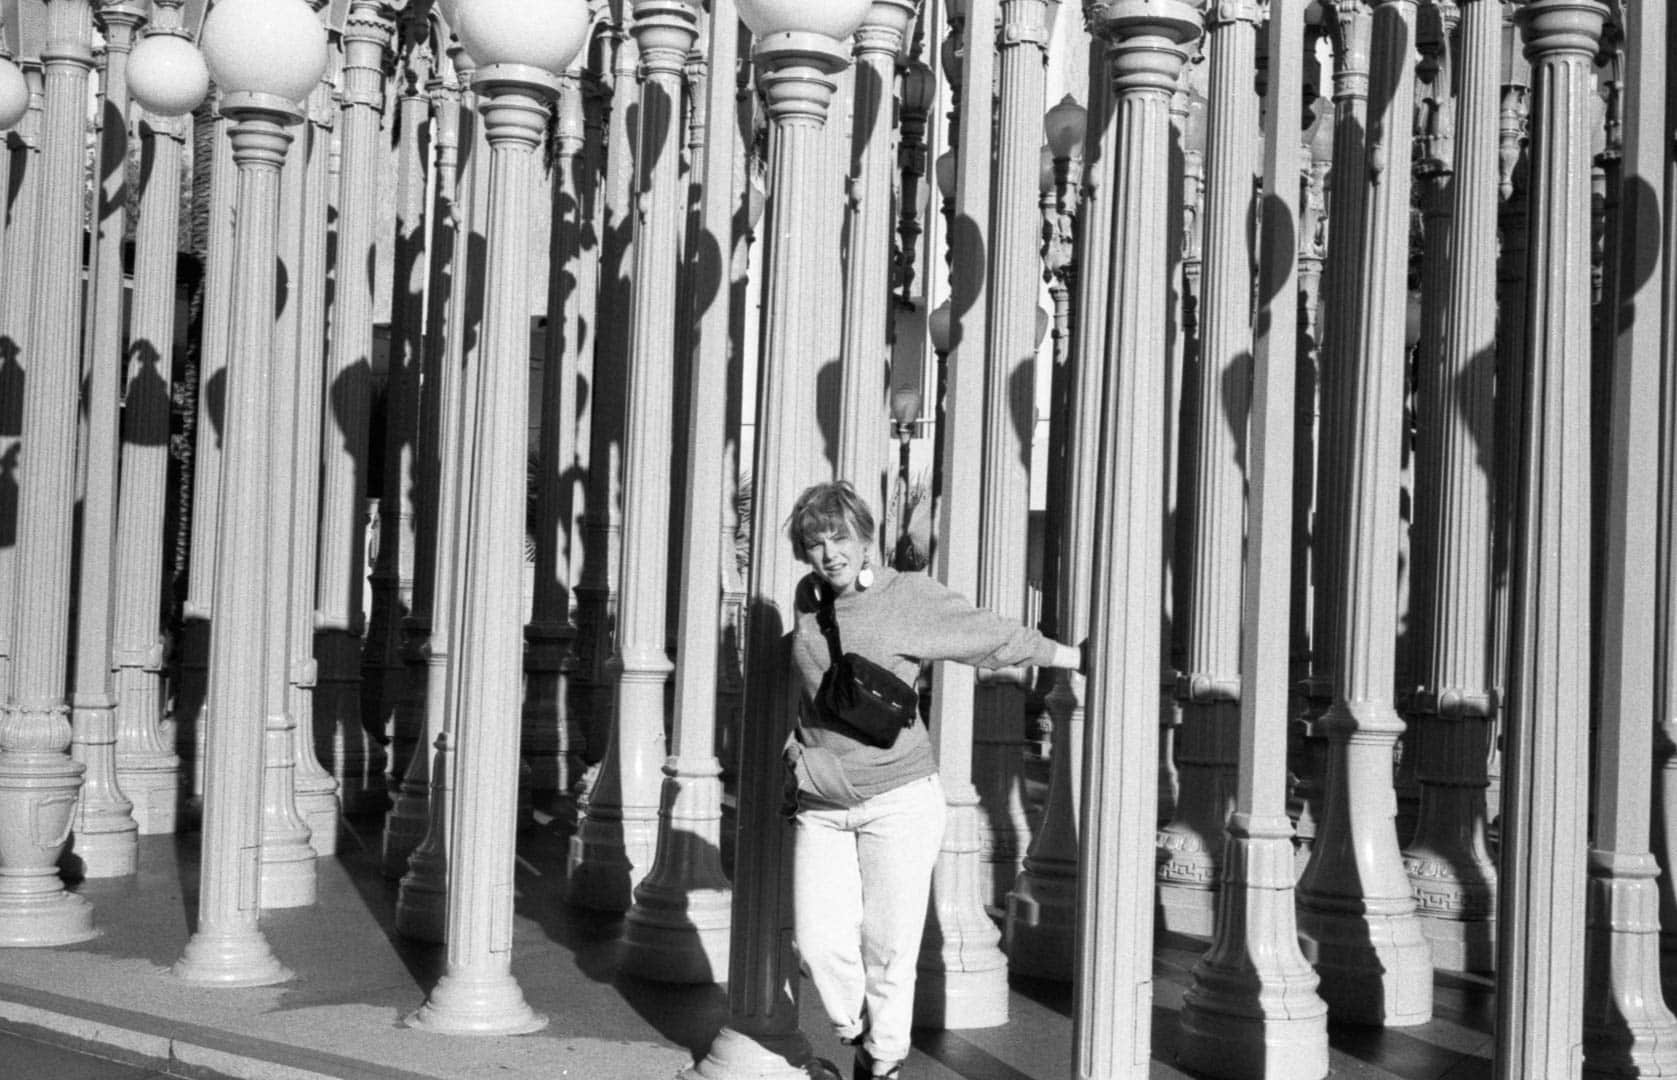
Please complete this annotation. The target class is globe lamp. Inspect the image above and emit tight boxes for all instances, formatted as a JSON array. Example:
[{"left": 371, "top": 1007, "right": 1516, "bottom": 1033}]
[
  {"left": 200, "top": 0, "right": 328, "bottom": 108},
  {"left": 0, "top": 57, "right": 25, "bottom": 131},
  {"left": 1044, "top": 94, "right": 1087, "bottom": 159},
  {"left": 128, "top": 33, "right": 211, "bottom": 118},
  {"left": 900, "top": 58, "right": 935, "bottom": 117},
  {"left": 1039, "top": 145, "right": 1056, "bottom": 194},
  {"left": 929, "top": 300, "right": 952, "bottom": 355},
  {"left": 451, "top": 0, "right": 591, "bottom": 75},
  {"left": 736, "top": 0, "right": 872, "bottom": 42}
]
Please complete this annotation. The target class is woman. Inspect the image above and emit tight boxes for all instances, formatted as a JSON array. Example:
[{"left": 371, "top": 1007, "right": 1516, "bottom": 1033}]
[{"left": 782, "top": 481, "right": 1082, "bottom": 1080}]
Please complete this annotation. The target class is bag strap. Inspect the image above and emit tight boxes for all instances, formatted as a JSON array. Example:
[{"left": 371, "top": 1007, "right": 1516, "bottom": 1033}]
[{"left": 814, "top": 583, "right": 845, "bottom": 667}]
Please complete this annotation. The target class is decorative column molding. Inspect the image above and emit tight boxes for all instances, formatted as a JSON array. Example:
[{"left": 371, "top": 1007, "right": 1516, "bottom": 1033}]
[
  {"left": 1156, "top": 0, "right": 1261, "bottom": 936},
  {"left": 173, "top": 93, "right": 303, "bottom": 987},
  {"left": 395, "top": 41, "right": 484, "bottom": 944},
  {"left": 111, "top": 0, "right": 190, "bottom": 839},
  {"left": 567, "top": 0, "right": 697, "bottom": 914},
  {"left": 619, "top": 0, "right": 741, "bottom": 985},
  {"left": 67, "top": 0, "right": 147, "bottom": 879},
  {"left": 406, "top": 58, "right": 560, "bottom": 1035},
  {"left": 1073, "top": 5, "right": 1202, "bottom": 1075},
  {"left": 371, "top": 20, "right": 433, "bottom": 865},
  {"left": 1493, "top": 0, "right": 1606, "bottom": 1074},
  {"left": 1294, "top": 0, "right": 1433, "bottom": 1027},
  {"left": 255, "top": 84, "right": 320, "bottom": 911},
  {"left": 836, "top": 0, "right": 917, "bottom": 505},
  {"left": 1401, "top": 0, "right": 1498, "bottom": 975},
  {"left": 682, "top": 24, "right": 854, "bottom": 1080},
  {"left": 315, "top": 0, "right": 395, "bottom": 815},
  {"left": 1176, "top": 1, "right": 1330, "bottom": 1073},
  {"left": 378, "top": 24, "right": 436, "bottom": 877},
  {"left": 288, "top": 57, "right": 343, "bottom": 857},
  {"left": 970, "top": 0, "right": 1055, "bottom": 910},
  {"left": 1005, "top": 72, "right": 1096, "bottom": 983},
  {"left": 0, "top": 0, "right": 98, "bottom": 947},
  {"left": 1582, "top": 2, "right": 1677, "bottom": 1072},
  {"left": 916, "top": 0, "right": 1010, "bottom": 1031}
]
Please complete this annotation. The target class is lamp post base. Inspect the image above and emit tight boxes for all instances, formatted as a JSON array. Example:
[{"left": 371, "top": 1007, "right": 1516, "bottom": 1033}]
[
  {"left": 173, "top": 928, "right": 292, "bottom": 987},
  {"left": 407, "top": 970, "right": 547, "bottom": 1035},
  {"left": 681, "top": 1025, "right": 840, "bottom": 1080}
]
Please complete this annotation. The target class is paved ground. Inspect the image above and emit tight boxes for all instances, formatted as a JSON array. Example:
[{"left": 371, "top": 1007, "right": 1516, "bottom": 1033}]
[{"left": 0, "top": 800, "right": 1495, "bottom": 1080}]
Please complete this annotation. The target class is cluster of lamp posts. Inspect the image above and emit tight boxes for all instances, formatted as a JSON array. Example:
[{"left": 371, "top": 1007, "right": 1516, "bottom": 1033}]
[{"left": 0, "top": 0, "right": 1663, "bottom": 1078}]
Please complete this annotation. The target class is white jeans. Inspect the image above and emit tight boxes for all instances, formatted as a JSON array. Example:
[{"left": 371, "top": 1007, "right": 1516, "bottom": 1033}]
[{"left": 793, "top": 773, "right": 947, "bottom": 1067}]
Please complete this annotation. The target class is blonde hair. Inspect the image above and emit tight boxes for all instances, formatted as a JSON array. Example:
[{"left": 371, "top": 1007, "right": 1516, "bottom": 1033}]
[{"left": 785, "top": 481, "right": 877, "bottom": 564}]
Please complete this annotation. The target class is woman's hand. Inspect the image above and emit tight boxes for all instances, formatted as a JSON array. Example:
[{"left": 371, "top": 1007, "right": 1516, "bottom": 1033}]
[{"left": 1050, "top": 642, "right": 1082, "bottom": 672}]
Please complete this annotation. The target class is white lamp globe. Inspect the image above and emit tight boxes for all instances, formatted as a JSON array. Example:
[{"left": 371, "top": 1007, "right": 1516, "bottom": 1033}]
[
  {"left": 129, "top": 34, "right": 211, "bottom": 118},
  {"left": 201, "top": 0, "right": 328, "bottom": 107},
  {"left": 451, "top": 0, "right": 590, "bottom": 75},
  {"left": 736, "top": 0, "right": 872, "bottom": 41},
  {"left": 0, "top": 57, "right": 26, "bottom": 131}
]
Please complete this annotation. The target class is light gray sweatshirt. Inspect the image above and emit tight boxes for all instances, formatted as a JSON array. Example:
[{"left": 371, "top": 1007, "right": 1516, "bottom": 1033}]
[{"left": 787, "top": 566, "right": 1058, "bottom": 804}]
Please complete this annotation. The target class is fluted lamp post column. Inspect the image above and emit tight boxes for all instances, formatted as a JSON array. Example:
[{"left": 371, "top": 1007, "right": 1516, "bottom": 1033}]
[
  {"left": 1073, "top": 3, "right": 1201, "bottom": 1075},
  {"left": 684, "top": 0, "right": 871, "bottom": 1074},
  {"left": 1294, "top": 0, "right": 1434, "bottom": 1027},
  {"left": 172, "top": 0, "right": 326, "bottom": 985},
  {"left": 566, "top": 0, "right": 698, "bottom": 914},
  {"left": 0, "top": 0, "right": 99, "bottom": 948},
  {"left": 618, "top": 0, "right": 742, "bottom": 984},
  {"left": 1494, "top": 1, "right": 1607, "bottom": 1074},
  {"left": 1176, "top": 1, "right": 1330, "bottom": 1075},
  {"left": 68, "top": 0, "right": 148, "bottom": 880},
  {"left": 112, "top": 0, "right": 209, "bottom": 839},
  {"left": 1004, "top": 91, "right": 1086, "bottom": 982},
  {"left": 835, "top": 0, "right": 916, "bottom": 507},
  {"left": 406, "top": 0, "right": 589, "bottom": 1035}
]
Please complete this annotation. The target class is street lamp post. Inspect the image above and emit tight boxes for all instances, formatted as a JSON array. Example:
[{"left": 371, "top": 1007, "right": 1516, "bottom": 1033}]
[
  {"left": 0, "top": 0, "right": 100, "bottom": 948},
  {"left": 684, "top": 1, "right": 871, "bottom": 1073},
  {"left": 111, "top": 1, "right": 207, "bottom": 840},
  {"left": 406, "top": 0, "right": 589, "bottom": 1033},
  {"left": 172, "top": 0, "right": 327, "bottom": 985}
]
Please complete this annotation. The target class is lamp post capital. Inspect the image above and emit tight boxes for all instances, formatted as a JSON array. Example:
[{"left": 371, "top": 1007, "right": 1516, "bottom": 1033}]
[
  {"left": 630, "top": 0, "right": 699, "bottom": 77},
  {"left": 753, "top": 31, "right": 851, "bottom": 127},
  {"left": 1090, "top": 0, "right": 1202, "bottom": 92}
]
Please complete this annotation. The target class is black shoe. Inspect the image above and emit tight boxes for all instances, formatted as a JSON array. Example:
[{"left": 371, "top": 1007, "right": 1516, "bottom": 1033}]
[{"left": 853, "top": 1047, "right": 902, "bottom": 1080}]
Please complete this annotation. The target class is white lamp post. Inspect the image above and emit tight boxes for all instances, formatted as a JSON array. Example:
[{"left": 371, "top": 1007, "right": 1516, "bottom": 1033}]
[
  {"left": 172, "top": 0, "right": 326, "bottom": 985},
  {"left": 111, "top": 0, "right": 207, "bottom": 839},
  {"left": 685, "top": 0, "right": 870, "bottom": 1074},
  {"left": 0, "top": 0, "right": 99, "bottom": 949},
  {"left": 406, "top": 0, "right": 589, "bottom": 1034}
]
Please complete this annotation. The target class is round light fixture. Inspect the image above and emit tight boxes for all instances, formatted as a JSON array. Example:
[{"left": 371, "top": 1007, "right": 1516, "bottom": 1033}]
[
  {"left": 736, "top": 0, "right": 872, "bottom": 41},
  {"left": 0, "top": 57, "right": 26, "bottom": 131},
  {"left": 128, "top": 34, "right": 211, "bottom": 117},
  {"left": 451, "top": 0, "right": 591, "bottom": 75},
  {"left": 200, "top": 0, "right": 328, "bottom": 107},
  {"left": 1044, "top": 94, "right": 1088, "bottom": 159}
]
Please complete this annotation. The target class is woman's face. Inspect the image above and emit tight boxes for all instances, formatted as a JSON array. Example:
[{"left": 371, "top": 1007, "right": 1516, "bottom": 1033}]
[{"left": 804, "top": 527, "right": 868, "bottom": 595}]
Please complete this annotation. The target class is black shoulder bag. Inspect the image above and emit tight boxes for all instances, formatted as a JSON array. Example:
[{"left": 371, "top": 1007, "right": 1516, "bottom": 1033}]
[{"left": 814, "top": 588, "right": 919, "bottom": 749}]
